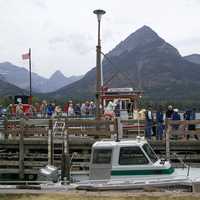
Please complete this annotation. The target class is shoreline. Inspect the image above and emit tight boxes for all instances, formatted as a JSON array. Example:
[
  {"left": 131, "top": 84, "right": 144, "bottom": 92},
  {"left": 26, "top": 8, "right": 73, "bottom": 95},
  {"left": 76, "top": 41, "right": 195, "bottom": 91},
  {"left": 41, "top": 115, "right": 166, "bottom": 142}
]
[{"left": 1, "top": 191, "right": 200, "bottom": 199}]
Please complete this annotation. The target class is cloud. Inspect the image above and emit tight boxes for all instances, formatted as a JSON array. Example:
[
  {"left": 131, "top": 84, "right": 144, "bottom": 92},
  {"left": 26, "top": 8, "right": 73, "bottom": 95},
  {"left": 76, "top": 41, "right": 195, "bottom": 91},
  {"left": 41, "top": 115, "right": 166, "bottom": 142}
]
[
  {"left": 49, "top": 37, "right": 65, "bottom": 44},
  {"left": 172, "top": 37, "right": 200, "bottom": 55},
  {"left": 175, "top": 37, "right": 200, "bottom": 46},
  {"left": 49, "top": 33, "right": 95, "bottom": 55},
  {"left": 1, "top": 0, "right": 200, "bottom": 77},
  {"left": 31, "top": 0, "right": 47, "bottom": 9}
]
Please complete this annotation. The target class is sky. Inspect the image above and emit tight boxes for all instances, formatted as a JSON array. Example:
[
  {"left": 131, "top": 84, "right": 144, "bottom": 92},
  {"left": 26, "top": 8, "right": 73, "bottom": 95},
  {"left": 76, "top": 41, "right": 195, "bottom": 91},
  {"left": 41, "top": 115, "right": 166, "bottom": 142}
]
[{"left": 0, "top": 0, "right": 200, "bottom": 78}]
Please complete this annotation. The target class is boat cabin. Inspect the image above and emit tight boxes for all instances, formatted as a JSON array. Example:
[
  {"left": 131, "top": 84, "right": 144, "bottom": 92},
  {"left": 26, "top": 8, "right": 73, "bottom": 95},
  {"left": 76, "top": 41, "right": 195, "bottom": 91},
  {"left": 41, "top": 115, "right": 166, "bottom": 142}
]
[
  {"left": 101, "top": 87, "right": 143, "bottom": 119},
  {"left": 89, "top": 137, "right": 174, "bottom": 180}
]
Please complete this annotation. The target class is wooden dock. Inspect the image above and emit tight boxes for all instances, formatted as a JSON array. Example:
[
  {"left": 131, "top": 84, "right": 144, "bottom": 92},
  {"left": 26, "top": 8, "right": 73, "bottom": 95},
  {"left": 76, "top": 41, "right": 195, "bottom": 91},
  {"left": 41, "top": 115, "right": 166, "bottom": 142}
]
[{"left": 0, "top": 117, "right": 200, "bottom": 181}]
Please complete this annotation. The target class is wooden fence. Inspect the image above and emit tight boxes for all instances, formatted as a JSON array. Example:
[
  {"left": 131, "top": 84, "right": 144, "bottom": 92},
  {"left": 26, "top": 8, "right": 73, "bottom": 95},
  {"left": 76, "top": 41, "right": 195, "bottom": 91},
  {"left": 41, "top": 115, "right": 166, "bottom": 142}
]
[{"left": 165, "top": 119, "right": 200, "bottom": 160}]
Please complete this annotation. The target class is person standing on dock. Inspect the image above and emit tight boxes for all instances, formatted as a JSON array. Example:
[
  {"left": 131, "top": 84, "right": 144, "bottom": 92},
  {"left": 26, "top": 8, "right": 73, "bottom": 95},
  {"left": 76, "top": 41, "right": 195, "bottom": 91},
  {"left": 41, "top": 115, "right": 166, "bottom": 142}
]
[
  {"left": 81, "top": 103, "right": 87, "bottom": 117},
  {"left": 89, "top": 101, "right": 96, "bottom": 117},
  {"left": 172, "top": 108, "right": 181, "bottom": 130},
  {"left": 166, "top": 105, "right": 174, "bottom": 119},
  {"left": 184, "top": 108, "right": 198, "bottom": 140},
  {"left": 145, "top": 105, "right": 154, "bottom": 140},
  {"left": 114, "top": 100, "right": 120, "bottom": 117},
  {"left": 16, "top": 103, "right": 24, "bottom": 117},
  {"left": 156, "top": 105, "right": 164, "bottom": 140},
  {"left": 40, "top": 100, "right": 47, "bottom": 118},
  {"left": 47, "top": 103, "right": 54, "bottom": 117},
  {"left": 74, "top": 103, "right": 81, "bottom": 117},
  {"left": 68, "top": 103, "right": 74, "bottom": 117}
]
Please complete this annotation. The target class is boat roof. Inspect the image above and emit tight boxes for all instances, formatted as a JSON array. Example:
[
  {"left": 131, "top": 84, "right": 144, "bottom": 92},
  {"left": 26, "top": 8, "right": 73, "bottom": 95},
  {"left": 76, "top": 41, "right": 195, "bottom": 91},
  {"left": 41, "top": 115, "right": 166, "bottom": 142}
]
[{"left": 93, "top": 137, "right": 147, "bottom": 148}]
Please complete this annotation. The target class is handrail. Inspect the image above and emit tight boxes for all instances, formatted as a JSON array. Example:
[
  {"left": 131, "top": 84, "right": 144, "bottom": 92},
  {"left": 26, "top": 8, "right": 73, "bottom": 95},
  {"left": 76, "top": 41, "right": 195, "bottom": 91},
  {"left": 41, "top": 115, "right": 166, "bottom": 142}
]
[{"left": 167, "top": 119, "right": 200, "bottom": 125}]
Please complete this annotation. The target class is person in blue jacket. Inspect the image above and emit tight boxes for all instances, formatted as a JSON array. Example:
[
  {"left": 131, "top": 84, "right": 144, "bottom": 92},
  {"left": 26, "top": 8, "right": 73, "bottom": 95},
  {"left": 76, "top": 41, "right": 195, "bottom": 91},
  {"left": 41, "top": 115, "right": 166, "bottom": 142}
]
[
  {"left": 172, "top": 108, "right": 181, "bottom": 130},
  {"left": 156, "top": 105, "right": 164, "bottom": 140},
  {"left": 47, "top": 104, "right": 54, "bottom": 117}
]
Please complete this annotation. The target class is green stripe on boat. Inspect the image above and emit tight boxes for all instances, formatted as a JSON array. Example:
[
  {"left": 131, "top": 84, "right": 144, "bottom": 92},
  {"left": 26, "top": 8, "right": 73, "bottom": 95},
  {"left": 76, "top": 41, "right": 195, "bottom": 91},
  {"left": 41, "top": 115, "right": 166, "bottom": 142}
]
[{"left": 111, "top": 167, "right": 174, "bottom": 176}]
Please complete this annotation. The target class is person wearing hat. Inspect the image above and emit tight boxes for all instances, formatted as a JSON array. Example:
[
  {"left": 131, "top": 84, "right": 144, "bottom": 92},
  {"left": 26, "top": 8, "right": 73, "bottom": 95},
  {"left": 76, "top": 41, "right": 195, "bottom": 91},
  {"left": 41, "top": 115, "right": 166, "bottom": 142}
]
[
  {"left": 166, "top": 105, "right": 174, "bottom": 119},
  {"left": 89, "top": 101, "right": 96, "bottom": 117},
  {"left": 172, "top": 108, "right": 180, "bottom": 130}
]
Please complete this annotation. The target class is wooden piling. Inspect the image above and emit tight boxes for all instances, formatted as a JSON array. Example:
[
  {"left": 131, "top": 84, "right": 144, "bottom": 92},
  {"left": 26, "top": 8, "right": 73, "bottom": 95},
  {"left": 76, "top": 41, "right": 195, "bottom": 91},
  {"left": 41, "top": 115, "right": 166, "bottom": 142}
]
[
  {"left": 3, "top": 118, "right": 8, "bottom": 140},
  {"left": 64, "top": 119, "right": 70, "bottom": 183},
  {"left": 48, "top": 119, "right": 53, "bottom": 165},
  {"left": 116, "top": 118, "right": 123, "bottom": 140},
  {"left": 165, "top": 120, "right": 172, "bottom": 160},
  {"left": 192, "top": 182, "right": 200, "bottom": 192},
  {"left": 19, "top": 120, "right": 25, "bottom": 180}
]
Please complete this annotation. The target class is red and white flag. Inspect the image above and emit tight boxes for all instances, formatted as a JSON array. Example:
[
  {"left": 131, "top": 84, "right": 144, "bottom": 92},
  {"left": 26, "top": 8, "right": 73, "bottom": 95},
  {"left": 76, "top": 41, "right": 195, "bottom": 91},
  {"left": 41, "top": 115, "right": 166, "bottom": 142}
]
[{"left": 22, "top": 52, "right": 30, "bottom": 60}]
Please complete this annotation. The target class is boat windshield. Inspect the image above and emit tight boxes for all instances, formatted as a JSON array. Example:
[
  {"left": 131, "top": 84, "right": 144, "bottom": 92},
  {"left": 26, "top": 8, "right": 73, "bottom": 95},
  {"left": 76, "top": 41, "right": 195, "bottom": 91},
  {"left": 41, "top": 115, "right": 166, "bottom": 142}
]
[{"left": 142, "top": 143, "right": 158, "bottom": 163}]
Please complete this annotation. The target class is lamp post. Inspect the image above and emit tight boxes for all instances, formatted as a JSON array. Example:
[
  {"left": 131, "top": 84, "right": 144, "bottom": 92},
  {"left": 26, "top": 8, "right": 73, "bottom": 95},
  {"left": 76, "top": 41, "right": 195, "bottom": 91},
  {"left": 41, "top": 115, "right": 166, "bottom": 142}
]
[{"left": 93, "top": 9, "right": 106, "bottom": 120}]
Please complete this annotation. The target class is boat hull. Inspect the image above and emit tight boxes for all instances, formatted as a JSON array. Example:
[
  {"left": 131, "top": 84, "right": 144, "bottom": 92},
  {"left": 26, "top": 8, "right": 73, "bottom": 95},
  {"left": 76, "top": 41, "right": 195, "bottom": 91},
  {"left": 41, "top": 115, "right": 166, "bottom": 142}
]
[{"left": 75, "top": 167, "right": 200, "bottom": 191}]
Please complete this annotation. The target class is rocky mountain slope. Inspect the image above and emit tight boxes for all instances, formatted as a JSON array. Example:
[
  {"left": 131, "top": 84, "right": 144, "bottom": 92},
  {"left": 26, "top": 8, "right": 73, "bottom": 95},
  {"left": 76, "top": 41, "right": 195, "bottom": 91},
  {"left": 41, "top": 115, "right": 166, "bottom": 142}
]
[
  {"left": 0, "top": 62, "right": 83, "bottom": 93},
  {"left": 50, "top": 26, "right": 200, "bottom": 101},
  {"left": 0, "top": 79, "right": 27, "bottom": 96}
]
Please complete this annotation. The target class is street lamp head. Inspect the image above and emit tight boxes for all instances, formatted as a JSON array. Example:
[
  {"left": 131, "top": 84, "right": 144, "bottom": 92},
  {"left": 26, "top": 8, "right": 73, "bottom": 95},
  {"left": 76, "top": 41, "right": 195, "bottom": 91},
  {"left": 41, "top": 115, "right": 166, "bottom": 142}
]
[{"left": 93, "top": 9, "right": 106, "bottom": 21}]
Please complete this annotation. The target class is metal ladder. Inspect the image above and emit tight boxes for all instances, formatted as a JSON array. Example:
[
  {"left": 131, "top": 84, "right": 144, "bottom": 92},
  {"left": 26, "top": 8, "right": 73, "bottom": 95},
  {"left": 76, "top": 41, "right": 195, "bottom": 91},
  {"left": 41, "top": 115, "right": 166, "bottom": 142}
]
[{"left": 53, "top": 119, "right": 65, "bottom": 136}]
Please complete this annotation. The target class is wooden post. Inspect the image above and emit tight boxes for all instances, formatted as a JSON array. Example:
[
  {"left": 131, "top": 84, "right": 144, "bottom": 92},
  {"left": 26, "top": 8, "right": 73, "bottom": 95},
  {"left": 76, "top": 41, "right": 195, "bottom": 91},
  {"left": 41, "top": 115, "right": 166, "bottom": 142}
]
[
  {"left": 19, "top": 121, "right": 25, "bottom": 180},
  {"left": 64, "top": 118, "right": 70, "bottom": 183},
  {"left": 48, "top": 119, "right": 53, "bottom": 165},
  {"left": 117, "top": 117, "right": 123, "bottom": 140},
  {"left": 165, "top": 120, "right": 171, "bottom": 160},
  {"left": 3, "top": 118, "right": 8, "bottom": 140},
  {"left": 192, "top": 182, "right": 200, "bottom": 192},
  {"left": 65, "top": 131, "right": 70, "bottom": 183},
  {"left": 61, "top": 140, "right": 65, "bottom": 181}
]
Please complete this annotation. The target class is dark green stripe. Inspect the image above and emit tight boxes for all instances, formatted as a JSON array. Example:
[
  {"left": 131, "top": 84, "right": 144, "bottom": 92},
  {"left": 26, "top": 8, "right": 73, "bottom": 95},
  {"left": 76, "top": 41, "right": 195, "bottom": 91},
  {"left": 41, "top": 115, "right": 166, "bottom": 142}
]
[{"left": 111, "top": 167, "right": 174, "bottom": 176}]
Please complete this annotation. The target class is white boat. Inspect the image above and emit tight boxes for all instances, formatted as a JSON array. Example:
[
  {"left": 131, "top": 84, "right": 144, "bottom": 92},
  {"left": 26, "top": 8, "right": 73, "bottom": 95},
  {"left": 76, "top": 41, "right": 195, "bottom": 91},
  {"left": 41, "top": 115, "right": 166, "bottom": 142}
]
[{"left": 75, "top": 136, "right": 200, "bottom": 191}]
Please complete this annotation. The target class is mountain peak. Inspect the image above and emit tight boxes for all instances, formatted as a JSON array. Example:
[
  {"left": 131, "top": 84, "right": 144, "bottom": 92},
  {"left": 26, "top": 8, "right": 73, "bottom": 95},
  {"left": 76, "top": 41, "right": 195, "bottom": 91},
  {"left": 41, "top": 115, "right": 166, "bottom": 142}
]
[
  {"left": 107, "top": 25, "right": 162, "bottom": 57},
  {"left": 135, "top": 25, "right": 156, "bottom": 34},
  {"left": 50, "top": 70, "right": 66, "bottom": 80}
]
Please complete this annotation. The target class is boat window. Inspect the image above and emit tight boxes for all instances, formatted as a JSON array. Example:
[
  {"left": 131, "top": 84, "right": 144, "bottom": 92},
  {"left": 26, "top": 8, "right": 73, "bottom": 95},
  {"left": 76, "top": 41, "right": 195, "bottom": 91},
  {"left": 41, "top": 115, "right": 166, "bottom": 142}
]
[
  {"left": 92, "top": 149, "right": 112, "bottom": 164},
  {"left": 143, "top": 143, "right": 158, "bottom": 163},
  {"left": 119, "top": 146, "right": 149, "bottom": 165}
]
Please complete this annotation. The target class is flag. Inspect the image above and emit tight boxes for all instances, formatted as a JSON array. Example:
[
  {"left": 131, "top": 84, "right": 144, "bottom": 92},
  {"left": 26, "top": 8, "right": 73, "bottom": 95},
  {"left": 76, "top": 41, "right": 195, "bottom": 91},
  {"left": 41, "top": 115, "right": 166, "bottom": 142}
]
[{"left": 22, "top": 52, "right": 30, "bottom": 60}]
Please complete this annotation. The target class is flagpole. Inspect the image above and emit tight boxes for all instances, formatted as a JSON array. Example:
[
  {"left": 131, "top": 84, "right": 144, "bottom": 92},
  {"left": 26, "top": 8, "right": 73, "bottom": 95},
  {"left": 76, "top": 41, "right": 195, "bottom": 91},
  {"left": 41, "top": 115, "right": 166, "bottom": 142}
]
[{"left": 29, "top": 48, "right": 32, "bottom": 104}]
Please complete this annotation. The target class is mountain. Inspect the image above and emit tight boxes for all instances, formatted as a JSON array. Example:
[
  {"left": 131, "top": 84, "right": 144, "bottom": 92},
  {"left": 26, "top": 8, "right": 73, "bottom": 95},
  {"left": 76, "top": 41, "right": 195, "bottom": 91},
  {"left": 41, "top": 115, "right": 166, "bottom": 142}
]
[
  {"left": 0, "top": 79, "right": 27, "bottom": 96},
  {"left": 0, "top": 62, "right": 83, "bottom": 93},
  {"left": 46, "top": 70, "right": 83, "bottom": 92},
  {"left": 50, "top": 25, "right": 200, "bottom": 101},
  {"left": 184, "top": 54, "right": 200, "bottom": 65},
  {"left": 0, "top": 62, "right": 47, "bottom": 92}
]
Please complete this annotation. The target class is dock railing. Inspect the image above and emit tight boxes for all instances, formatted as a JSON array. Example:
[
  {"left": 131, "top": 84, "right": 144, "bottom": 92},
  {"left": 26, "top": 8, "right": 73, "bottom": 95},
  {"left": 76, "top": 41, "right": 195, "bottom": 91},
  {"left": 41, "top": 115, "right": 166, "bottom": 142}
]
[
  {"left": 121, "top": 119, "right": 146, "bottom": 138},
  {"left": 0, "top": 117, "right": 118, "bottom": 182},
  {"left": 165, "top": 119, "right": 200, "bottom": 160},
  {"left": 1, "top": 117, "right": 200, "bottom": 182}
]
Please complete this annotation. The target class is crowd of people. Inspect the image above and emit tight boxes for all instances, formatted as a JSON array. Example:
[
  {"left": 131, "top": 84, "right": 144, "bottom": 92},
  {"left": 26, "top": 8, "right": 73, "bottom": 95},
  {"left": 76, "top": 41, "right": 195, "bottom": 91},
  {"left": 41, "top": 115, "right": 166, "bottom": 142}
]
[
  {"left": 0, "top": 100, "right": 97, "bottom": 118},
  {"left": 0, "top": 100, "right": 199, "bottom": 141},
  {"left": 144, "top": 105, "right": 198, "bottom": 141}
]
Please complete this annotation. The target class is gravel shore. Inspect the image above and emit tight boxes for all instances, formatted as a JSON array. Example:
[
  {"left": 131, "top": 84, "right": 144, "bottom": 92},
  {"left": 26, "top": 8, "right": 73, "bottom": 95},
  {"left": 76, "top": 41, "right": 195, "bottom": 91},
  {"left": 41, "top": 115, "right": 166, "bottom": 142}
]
[{"left": 1, "top": 191, "right": 200, "bottom": 200}]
